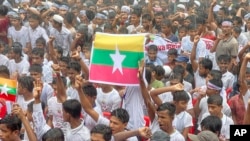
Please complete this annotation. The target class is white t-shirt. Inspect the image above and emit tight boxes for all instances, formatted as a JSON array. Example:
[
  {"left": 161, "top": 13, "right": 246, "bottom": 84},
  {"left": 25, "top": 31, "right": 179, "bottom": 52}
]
[
  {"left": 82, "top": 104, "right": 102, "bottom": 130},
  {"left": 200, "top": 112, "right": 234, "bottom": 140},
  {"left": 16, "top": 95, "right": 34, "bottom": 111},
  {"left": 65, "top": 121, "right": 90, "bottom": 141},
  {"left": 47, "top": 96, "right": 70, "bottom": 135},
  {"left": 172, "top": 111, "right": 193, "bottom": 133},
  {"left": 7, "top": 26, "right": 30, "bottom": 49},
  {"left": 159, "top": 91, "right": 193, "bottom": 110},
  {"left": 194, "top": 71, "right": 206, "bottom": 88},
  {"left": 198, "top": 96, "right": 231, "bottom": 125},
  {"left": 122, "top": 86, "right": 145, "bottom": 130},
  {"left": 8, "top": 58, "right": 30, "bottom": 76},
  {"left": 96, "top": 88, "right": 121, "bottom": 112},
  {"left": 0, "top": 54, "right": 9, "bottom": 67}
]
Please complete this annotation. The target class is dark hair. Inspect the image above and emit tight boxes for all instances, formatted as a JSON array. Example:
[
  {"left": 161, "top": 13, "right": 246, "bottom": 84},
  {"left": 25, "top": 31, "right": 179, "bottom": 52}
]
[
  {"left": 233, "top": 26, "right": 242, "bottom": 34},
  {"left": 148, "top": 44, "right": 158, "bottom": 52},
  {"left": 67, "top": 61, "right": 81, "bottom": 73},
  {"left": 209, "top": 70, "right": 222, "bottom": 80},
  {"left": 178, "top": 26, "right": 187, "bottom": 32},
  {"left": 169, "top": 72, "right": 183, "bottom": 84},
  {"left": 157, "top": 102, "right": 176, "bottom": 117},
  {"left": 142, "top": 13, "right": 152, "bottom": 21},
  {"left": 59, "top": 56, "right": 70, "bottom": 64},
  {"left": 0, "top": 114, "right": 22, "bottom": 131},
  {"left": 65, "top": 12, "right": 75, "bottom": 25},
  {"left": 11, "top": 43, "right": 23, "bottom": 57},
  {"left": 208, "top": 78, "right": 223, "bottom": 90},
  {"left": 91, "top": 124, "right": 112, "bottom": 141},
  {"left": 155, "top": 65, "right": 165, "bottom": 77},
  {"left": 200, "top": 115, "right": 222, "bottom": 135},
  {"left": 32, "top": 47, "right": 45, "bottom": 58},
  {"left": 187, "top": 24, "right": 197, "bottom": 31},
  {"left": 199, "top": 58, "right": 213, "bottom": 71},
  {"left": 18, "top": 76, "right": 34, "bottom": 92},
  {"left": 118, "top": 27, "right": 128, "bottom": 34},
  {"left": 232, "top": 16, "right": 243, "bottom": 27},
  {"left": 82, "top": 84, "right": 97, "bottom": 97},
  {"left": 145, "top": 67, "right": 152, "bottom": 84},
  {"left": 104, "top": 23, "right": 113, "bottom": 31},
  {"left": 28, "top": 14, "right": 41, "bottom": 23},
  {"left": 55, "top": 46, "right": 63, "bottom": 56},
  {"left": 161, "top": 19, "right": 172, "bottom": 27},
  {"left": 217, "top": 54, "right": 231, "bottom": 63},
  {"left": 111, "top": 108, "right": 129, "bottom": 123},
  {"left": 173, "top": 90, "right": 190, "bottom": 102},
  {"left": 196, "top": 17, "right": 206, "bottom": 25},
  {"left": 173, "top": 65, "right": 185, "bottom": 76},
  {"left": 219, "top": 7, "right": 229, "bottom": 16},
  {"left": 0, "top": 65, "right": 10, "bottom": 77},
  {"left": 29, "top": 64, "right": 43, "bottom": 73},
  {"left": 42, "top": 128, "right": 65, "bottom": 141},
  {"left": 63, "top": 99, "right": 82, "bottom": 119},
  {"left": 0, "top": 5, "right": 8, "bottom": 16},
  {"left": 52, "top": 76, "right": 67, "bottom": 87},
  {"left": 167, "top": 48, "right": 178, "bottom": 56},
  {"left": 36, "top": 37, "right": 46, "bottom": 46},
  {"left": 207, "top": 94, "right": 223, "bottom": 106},
  {"left": 27, "top": 101, "right": 46, "bottom": 113}
]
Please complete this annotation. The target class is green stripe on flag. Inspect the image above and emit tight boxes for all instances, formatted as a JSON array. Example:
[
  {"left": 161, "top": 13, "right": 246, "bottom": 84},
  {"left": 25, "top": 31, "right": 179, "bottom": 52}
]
[
  {"left": 92, "top": 48, "right": 144, "bottom": 68},
  {"left": 0, "top": 84, "right": 17, "bottom": 95}
]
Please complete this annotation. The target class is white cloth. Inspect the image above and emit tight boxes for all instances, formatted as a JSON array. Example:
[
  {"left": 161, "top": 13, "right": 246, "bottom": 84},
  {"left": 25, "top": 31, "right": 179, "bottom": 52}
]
[
  {"left": 8, "top": 58, "right": 30, "bottom": 76},
  {"left": 65, "top": 121, "right": 90, "bottom": 141},
  {"left": 8, "top": 26, "right": 30, "bottom": 49},
  {"left": 173, "top": 111, "right": 193, "bottom": 133},
  {"left": 28, "top": 26, "right": 49, "bottom": 49}
]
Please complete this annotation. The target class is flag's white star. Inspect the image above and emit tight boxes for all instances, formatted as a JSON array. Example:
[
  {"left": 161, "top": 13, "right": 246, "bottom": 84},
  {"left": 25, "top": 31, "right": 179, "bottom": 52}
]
[
  {"left": 110, "top": 45, "right": 126, "bottom": 74},
  {"left": 0, "top": 84, "right": 10, "bottom": 97}
]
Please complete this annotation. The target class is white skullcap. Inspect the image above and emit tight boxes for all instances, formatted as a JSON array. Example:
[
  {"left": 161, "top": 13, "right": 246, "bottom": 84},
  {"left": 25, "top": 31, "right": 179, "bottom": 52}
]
[
  {"left": 121, "top": 5, "right": 130, "bottom": 13},
  {"left": 53, "top": 14, "right": 64, "bottom": 23},
  {"left": 194, "top": 0, "right": 201, "bottom": 7},
  {"left": 177, "top": 4, "right": 186, "bottom": 10}
]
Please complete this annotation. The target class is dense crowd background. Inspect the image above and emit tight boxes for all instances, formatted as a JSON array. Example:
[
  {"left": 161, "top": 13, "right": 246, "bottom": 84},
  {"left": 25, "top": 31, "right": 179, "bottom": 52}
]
[{"left": 0, "top": 0, "right": 250, "bottom": 141}]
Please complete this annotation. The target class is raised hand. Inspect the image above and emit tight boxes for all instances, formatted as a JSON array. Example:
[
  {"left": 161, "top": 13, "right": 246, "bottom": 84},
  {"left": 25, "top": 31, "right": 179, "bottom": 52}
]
[
  {"left": 33, "top": 79, "right": 43, "bottom": 100},
  {"left": 171, "top": 83, "right": 184, "bottom": 91},
  {"left": 71, "top": 51, "right": 81, "bottom": 61},
  {"left": 51, "top": 64, "right": 60, "bottom": 73},
  {"left": 193, "top": 35, "right": 200, "bottom": 45},
  {"left": 74, "top": 75, "right": 86, "bottom": 90},
  {"left": 245, "top": 52, "right": 250, "bottom": 60},
  {"left": 12, "top": 103, "right": 25, "bottom": 119},
  {"left": 48, "top": 36, "right": 55, "bottom": 43},
  {"left": 138, "top": 127, "right": 152, "bottom": 139},
  {"left": 138, "top": 59, "right": 145, "bottom": 79}
]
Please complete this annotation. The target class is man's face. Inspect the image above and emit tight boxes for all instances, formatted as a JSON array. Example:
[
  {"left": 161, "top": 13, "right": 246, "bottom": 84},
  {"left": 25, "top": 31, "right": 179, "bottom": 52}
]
[
  {"left": 178, "top": 30, "right": 187, "bottom": 39},
  {"left": 218, "top": 60, "right": 229, "bottom": 74},
  {"left": 142, "top": 19, "right": 150, "bottom": 30},
  {"left": 175, "top": 100, "right": 188, "bottom": 111},
  {"left": 67, "top": 68, "right": 79, "bottom": 82},
  {"left": 161, "top": 25, "right": 170, "bottom": 34},
  {"left": 198, "top": 64, "right": 207, "bottom": 78},
  {"left": 221, "top": 25, "right": 232, "bottom": 35},
  {"left": 0, "top": 124, "right": 18, "bottom": 141},
  {"left": 30, "top": 71, "right": 42, "bottom": 80},
  {"left": 208, "top": 103, "right": 222, "bottom": 116},
  {"left": 109, "top": 116, "right": 126, "bottom": 134},
  {"left": 91, "top": 133, "right": 105, "bottom": 141},
  {"left": 188, "top": 29, "right": 198, "bottom": 37},
  {"left": 130, "top": 14, "right": 139, "bottom": 25},
  {"left": 155, "top": 15, "right": 163, "bottom": 26},
  {"left": 29, "top": 18, "right": 39, "bottom": 29},
  {"left": 148, "top": 50, "right": 157, "bottom": 61},
  {"left": 31, "top": 54, "right": 43, "bottom": 65},
  {"left": 157, "top": 110, "right": 173, "bottom": 132}
]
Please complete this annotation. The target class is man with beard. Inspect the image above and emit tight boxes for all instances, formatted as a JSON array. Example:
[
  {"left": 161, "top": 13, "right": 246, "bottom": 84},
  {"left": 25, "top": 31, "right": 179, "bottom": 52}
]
[{"left": 211, "top": 19, "right": 238, "bottom": 66}]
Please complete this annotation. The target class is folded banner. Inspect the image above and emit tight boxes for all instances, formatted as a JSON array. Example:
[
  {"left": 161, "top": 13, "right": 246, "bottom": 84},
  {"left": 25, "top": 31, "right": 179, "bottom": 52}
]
[
  {"left": 0, "top": 78, "right": 17, "bottom": 102},
  {"left": 89, "top": 32, "right": 146, "bottom": 86}
]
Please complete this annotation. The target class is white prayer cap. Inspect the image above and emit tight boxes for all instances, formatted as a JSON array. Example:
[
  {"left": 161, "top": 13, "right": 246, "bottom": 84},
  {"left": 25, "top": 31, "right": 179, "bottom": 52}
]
[
  {"left": 213, "top": 5, "right": 222, "bottom": 12},
  {"left": 121, "top": 5, "right": 130, "bottom": 14},
  {"left": 53, "top": 14, "right": 64, "bottom": 23},
  {"left": 95, "top": 13, "right": 107, "bottom": 20},
  {"left": 163, "top": 66, "right": 172, "bottom": 76},
  {"left": 79, "top": 10, "right": 86, "bottom": 16},
  {"left": 177, "top": 4, "right": 186, "bottom": 10},
  {"left": 194, "top": 0, "right": 200, "bottom": 7}
]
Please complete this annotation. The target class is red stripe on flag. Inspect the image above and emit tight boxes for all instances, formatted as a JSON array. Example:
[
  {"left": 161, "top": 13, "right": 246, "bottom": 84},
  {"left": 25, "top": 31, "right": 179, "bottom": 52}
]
[
  {"left": 0, "top": 94, "right": 16, "bottom": 102},
  {"left": 89, "top": 64, "right": 139, "bottom": 85}
]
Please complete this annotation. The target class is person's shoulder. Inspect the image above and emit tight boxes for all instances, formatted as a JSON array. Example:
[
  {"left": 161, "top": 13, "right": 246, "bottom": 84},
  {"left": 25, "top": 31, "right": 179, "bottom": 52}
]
[{"left": 171, "top": 129, "right": 185, "bottom": 140}]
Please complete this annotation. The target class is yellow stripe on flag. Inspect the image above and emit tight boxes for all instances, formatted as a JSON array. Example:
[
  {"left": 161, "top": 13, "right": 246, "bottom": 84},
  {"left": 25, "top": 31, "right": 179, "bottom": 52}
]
[
  {"left": 94, "top": 33, "right": 145, "bottom": 52},
  {"left": 0, "top": 78, "right": 17, "bottom": 88}
]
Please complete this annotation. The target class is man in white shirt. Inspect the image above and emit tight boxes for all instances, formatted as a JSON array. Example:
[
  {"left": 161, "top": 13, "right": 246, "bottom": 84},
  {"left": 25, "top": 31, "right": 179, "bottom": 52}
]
[
  {"left": 63, "top": 99, "right": 90, "bottom": 141},
  {"left": 75, "top": 76, "right": 138, "bottom": 141}
]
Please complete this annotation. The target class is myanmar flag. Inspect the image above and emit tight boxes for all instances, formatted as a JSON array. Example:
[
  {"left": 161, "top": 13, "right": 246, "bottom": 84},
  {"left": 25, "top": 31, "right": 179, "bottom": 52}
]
[
  {"left": 89, "top": 32, "right": 146, "bottom": 86},
  {"left": 0, "top": 78, "right": 17, "bottom": 102}
]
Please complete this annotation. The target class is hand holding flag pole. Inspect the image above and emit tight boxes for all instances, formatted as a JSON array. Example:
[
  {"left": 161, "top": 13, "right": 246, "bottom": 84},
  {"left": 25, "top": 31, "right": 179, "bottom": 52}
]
[{"left": 33, "top": 79, "right": 43, "bottom": 103}]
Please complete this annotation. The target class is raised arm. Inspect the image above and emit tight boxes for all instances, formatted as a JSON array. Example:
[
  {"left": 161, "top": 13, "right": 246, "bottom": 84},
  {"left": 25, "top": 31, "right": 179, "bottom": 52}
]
[
  {"left": 71, "top": 50, "right": 89, "bottom": 79},
  {"left": 239, "top": 53, "right": 250, "bottom": 96},
  {"left": 12, "top": 104, "right": 38, "bottom": 141},
  {"left": 51, "top": 64, "right": 67, "bottom": 103},
  {"left": 243, "top": 99, "right": 250, "bottom": 124},
  {"left": 238, "top": 42, "right": 250, "bottom": 63},
  {"left": 207, "top": 0, "right": 218, "bottom": 31},
  {"left": 75, "top": 75, "right": 100, "bottom": 122},
  {"left": 138, "top": 60, "right": 156, "bottom": 122},
  {"left": 190, "top": 35, "right": 200, "bottom": 72},
  {"left": 113, "top": 127, "right": 152, "bottom": 140},
  {"left": 150, "top": 83, "right": 184, "bottom": 106}
]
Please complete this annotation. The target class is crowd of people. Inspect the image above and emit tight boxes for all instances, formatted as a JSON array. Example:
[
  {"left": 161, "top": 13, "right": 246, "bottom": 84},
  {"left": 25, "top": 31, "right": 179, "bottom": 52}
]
[{"left": 0, "top": 0, "right": 250, "bottom": 141}]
